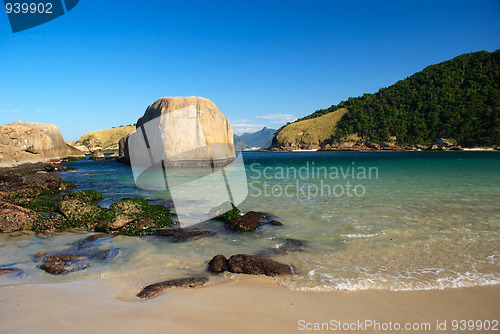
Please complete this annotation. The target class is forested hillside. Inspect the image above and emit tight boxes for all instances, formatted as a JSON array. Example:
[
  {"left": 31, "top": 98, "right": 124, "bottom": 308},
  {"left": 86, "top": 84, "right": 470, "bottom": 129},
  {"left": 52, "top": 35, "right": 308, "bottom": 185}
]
[{"left": 275, "top": 50, "right": 499, "bottom": 147}]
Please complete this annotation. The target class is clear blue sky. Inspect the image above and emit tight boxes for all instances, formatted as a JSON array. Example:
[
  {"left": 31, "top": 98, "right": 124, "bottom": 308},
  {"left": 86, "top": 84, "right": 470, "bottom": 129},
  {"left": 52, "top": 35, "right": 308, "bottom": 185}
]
[{"left": 1, "top": 0, "right": 499, "bottom": 140}]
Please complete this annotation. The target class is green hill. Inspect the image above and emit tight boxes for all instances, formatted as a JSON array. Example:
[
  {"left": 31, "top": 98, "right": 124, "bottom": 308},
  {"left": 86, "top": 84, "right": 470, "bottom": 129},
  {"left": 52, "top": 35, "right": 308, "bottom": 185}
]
[
  {"left": 75, "top": 125, "right": 135, "bottom": 149},
  {"left": 274, "top": 50, "right": 500, "bottom": 147},
  {"left": 273, "top": 109, "right": 347, "bottom": 147}
]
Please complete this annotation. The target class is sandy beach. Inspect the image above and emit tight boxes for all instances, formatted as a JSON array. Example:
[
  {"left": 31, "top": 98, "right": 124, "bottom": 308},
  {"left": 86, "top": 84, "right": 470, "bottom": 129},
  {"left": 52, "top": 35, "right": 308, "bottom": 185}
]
[{"left": 0, "top": 277, "right": 498, "bottom": 334}]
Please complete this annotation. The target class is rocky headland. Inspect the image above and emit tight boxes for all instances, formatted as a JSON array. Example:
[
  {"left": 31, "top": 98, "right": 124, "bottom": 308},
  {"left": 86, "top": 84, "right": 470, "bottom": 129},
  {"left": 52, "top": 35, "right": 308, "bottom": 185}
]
[{"left": 0, "top": 121, "right": 85, "bottom": 168}]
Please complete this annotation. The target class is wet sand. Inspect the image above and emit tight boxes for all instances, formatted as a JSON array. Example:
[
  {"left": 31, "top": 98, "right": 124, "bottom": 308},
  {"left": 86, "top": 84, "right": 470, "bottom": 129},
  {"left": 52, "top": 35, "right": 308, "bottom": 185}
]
[{"left": 0, "top": 277, "right": 498, "bottom": 334}]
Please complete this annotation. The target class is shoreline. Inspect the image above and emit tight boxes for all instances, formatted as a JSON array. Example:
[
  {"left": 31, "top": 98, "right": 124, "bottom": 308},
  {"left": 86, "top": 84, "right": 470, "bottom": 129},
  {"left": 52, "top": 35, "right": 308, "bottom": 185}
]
[
  {"left": 0, "top": 277, "right": 498, "bottom": 334},
  {"left": 262, "top": 147, "right": 499, "bottom": 153}
]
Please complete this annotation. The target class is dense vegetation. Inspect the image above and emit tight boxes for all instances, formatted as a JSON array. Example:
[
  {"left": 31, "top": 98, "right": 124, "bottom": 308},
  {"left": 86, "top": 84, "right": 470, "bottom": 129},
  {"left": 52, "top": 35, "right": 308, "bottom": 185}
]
[{"left": 279, "top": 50, "right": 500, "bottom": 146}]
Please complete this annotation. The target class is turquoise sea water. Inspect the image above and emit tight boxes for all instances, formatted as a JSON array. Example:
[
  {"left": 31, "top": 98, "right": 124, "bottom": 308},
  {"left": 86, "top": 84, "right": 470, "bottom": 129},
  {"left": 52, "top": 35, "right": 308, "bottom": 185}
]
[{"left": 1, "top": 151, "right": 499, "bottom": 292}]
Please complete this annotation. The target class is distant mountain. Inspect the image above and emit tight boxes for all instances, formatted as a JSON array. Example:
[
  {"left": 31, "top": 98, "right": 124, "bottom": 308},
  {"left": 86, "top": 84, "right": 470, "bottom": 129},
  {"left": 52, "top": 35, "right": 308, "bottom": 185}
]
[
  {"left": 273, "top": 50, "right": 500, "bottom": 147},
  {"left": 234, "top": 127, "right": 276, "bottom": 150}
]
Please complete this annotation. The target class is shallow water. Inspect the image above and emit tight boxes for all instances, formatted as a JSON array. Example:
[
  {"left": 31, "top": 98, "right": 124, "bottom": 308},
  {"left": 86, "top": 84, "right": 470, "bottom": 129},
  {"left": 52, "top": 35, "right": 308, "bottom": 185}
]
[{"left": 1, "top": 151, "right": 499, "bottom": 291}]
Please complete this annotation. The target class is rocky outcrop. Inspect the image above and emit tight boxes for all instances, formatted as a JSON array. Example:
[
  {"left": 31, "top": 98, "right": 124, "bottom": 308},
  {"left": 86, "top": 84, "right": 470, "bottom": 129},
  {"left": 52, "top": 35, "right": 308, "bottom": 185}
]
[
  {"left": 117, "top": 133, "right": 131, "bottom": 164},
  {"left": 121, "top": 96, "right": 235, "bottom": 167},
  {"left": 436, "top": 138, "right": 454, "bottom": 147},
  {"left": 137, "top": 276, "right": 209, "bottom": 299},
  {"left": 0, "top": 201, "right": 49, "bottom": 233},
  {"left": 0, "top": 122, "right": 84, "bottom": 167},
  {"left": 21, "top": 172, "right": 62, "bottom": 190},
  {"left": 89, "top": 150, "right": 105, "bottom": 161}
]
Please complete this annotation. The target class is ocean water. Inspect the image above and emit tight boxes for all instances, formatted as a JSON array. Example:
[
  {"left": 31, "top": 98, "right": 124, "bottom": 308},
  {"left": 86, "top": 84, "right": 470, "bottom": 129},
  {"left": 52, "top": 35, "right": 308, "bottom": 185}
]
[{"left": 1, "top": 151, "right": 499, "bottom": 292}]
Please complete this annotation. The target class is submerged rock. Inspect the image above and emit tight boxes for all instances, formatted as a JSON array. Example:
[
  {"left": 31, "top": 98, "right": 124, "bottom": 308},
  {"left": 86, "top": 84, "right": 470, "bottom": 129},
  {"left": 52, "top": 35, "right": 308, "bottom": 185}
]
[
  {"left": 70, "top": 233, "right": 114, "bottom": 250},
  {"left": 137, "top": 276, "right": 209, "bottom": 300},
  {"left": 0, "top": 268, "right": 16, "bottom": 276},
  {"left": 57, "top": 190, "right": 104, "bottom": 202},
  {"left": 151, "top": 228, "right": 214, "bottom": 242},
  {"left": 38, "top": 233, "right": 119, "bottom": 274},
  {"left": 208, "top": 254, "right": 228, "bottom": 273},
  {"left": 35, "top": 252, "right": 48, "bottom": 259},
  {"left": 226, "top": 211, "right": 283, "bottom": 232},
  {"left": 258, "top": 238, "right": 308, "bottom": 256},
  {"left": 40, "top": 255, "right": 89, "bottom": 275},
  {"left": 227, "top": 254, "right": 293, "bottom": 276},
  {"left": 88, "top": 247, "right": 120, "bottom": 261}
]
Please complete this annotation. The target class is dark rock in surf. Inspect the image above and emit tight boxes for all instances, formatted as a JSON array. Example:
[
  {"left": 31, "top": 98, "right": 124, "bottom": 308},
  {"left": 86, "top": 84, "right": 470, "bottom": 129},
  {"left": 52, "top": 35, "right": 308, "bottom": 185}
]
[
  {"left": 0, "top": 268, "right": 16, "bottom": 276},
  {"left": 208, "top": 254, "right": 228, "bottom": 273},
  {"left": 137, "top": 276, "right": 209, "bottom": 300},
  {"left": 227, "top": 254, "right": 293, "bottom": 276},
  {"left": 226, "top": 211, "right": 284, "bottom": 232},
  {"left": 151, "top": 228, "right": 213, "bottom": 242},
  {"left": 40, "top": 254, "right": 89, "bottom": 275}
]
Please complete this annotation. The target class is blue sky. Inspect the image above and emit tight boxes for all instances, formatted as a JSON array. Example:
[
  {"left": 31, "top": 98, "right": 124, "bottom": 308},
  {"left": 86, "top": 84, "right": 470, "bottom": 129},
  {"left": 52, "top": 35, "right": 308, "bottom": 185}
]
[{"left": 0, "top": 0, "right": 499, "bottom": 140}]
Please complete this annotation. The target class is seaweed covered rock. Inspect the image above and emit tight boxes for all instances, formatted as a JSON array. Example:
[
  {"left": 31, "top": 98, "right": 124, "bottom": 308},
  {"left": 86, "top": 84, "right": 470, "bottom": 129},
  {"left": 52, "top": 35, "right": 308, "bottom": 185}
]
[
  {"left": 0, "top": 164, "right": 76, "bottom": 205},
  {"left": 0, "top": 201, "right": 50, "bottom": 233},
  {"left": 212, "top": 203, "right": 283, "bottom": 233},
  {"left": 109, "top": 197, "right": 149, "bottom": 214},
  {"left": 227, "top": 211, "right": 261, "bottom": 232},
  {"left": 109, "top": 214, "right": 136, "bottom": 230},
  {"left": 11, "top": 197, "right": 57, "bottom": 213},
  {"left": 94, "top": 198, "right": 173, "bottom": 236},
  {"left": 57, "top": 190, "right": 104, "bottom": 202},
  {"left": 137, "top": 276, "right": 209, "bottom": 299},
  {"left": 57, "top": 198, "right": 112, "bottom": 229},
  {"left": 209, "top": 201, "right": 241, "bottom": 222}
]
